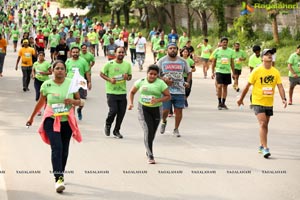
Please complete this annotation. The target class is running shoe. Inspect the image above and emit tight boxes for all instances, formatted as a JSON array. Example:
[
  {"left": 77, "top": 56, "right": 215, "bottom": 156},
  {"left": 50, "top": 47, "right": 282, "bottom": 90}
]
[
  {"left": 221, "top": 104, "right": 228, "bottom": 110},
  {"left": 37, "top": 111, "right": 42, "bottom": 116},
  {"left": 173, "top": 128, "right": 181, "bottom": 137},
  {"left": 148, "top": 159, "right": 156, "bottom": 164},
  {"left": 113, "top": 131, "right": 123, "bottom": 139},
  {"left": 77, "top": 108, "right": 82, "bottom": 120},
  {"left": 55, "top": 176, "right": 65, "bottom": 193},
  {"left": 168, "top": 113, "right": 173, "bottom": 117},
  {"left": 236, "top": 88, "right": 240, "bottom": 92},
  {"left": 160, "top": 121, "right": 167, "bottom": 134},
  {"left": 104, "top": 125, "right": 111, "bottom": 136},
  {"left": 218, "top": 103, "right": 222, "bottom": 110},
  {"left": 258, "top": 146, "right": 264, "bottom": 153},
  {"left": 262, "top": 148, "right": 271, "bottom": 158}
]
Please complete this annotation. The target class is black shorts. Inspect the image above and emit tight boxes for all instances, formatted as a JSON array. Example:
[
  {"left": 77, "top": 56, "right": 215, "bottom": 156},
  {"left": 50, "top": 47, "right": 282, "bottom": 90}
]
[
  {"left": 50, "top": 47, "right": 56, "bottom": 53},
  {"left": 289, "top": 77, "right": 300, "bottom": 87},
  {"left": 44, "top": 37, "right": 49, "bottom": 43},
  {"left": 234, "top": 69, "right": 241, "bottom": 75},
  {"left": 253, "top": 105, "right": 273, "bottom": 116},
  {"left": 216, "top": 73, "right": 231, "bottom": 85},
  {"left": 201, "top": 57, "right": 209, "bottom": 63},
  {"left": 124, "top": 42, "right": 128, "bottom": 48}
]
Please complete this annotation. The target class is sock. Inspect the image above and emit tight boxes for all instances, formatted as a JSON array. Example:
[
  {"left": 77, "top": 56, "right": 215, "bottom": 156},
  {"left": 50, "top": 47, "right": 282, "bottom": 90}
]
[
  {"left": 218, "top": 98, "right": 221, "bottom": 104},
  {"left": 222, "top": 98, "right": 226, "bottom": 104}
]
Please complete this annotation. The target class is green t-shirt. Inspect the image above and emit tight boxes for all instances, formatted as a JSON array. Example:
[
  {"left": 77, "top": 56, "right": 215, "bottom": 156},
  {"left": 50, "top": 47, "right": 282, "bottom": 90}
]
[
  {"left": 178, "top": 36, "right": 189, "bottom": 49},
  {"left": 102, "top": 34, "right": 110, "bottom": 46},
  {"left": 214, "top": 48, "right": 234, "bottom": 74},
  {"left": 232, "top": 50, "right": 247, "bottom": 70},
  {"left": 287, "top": 52, "right": 300, "bottom": 77},
  {"left": 248, "top": 53, "right": 262, "bottom": 69},
  {"left": 33, "top": 60, "right": 51, "bottom": 81},
  {"left": 134, "top": 78, "right": 168, "bottom": 107},
  {"left": 11, "top": 30, "right": 20, "bottom": 41},
  {"left": 200, "top": 44, "right": 212, "bottom": 59},
  {"left": 80, "top": 52, "right": 95, "bottom": 72},
  {"left": 70, "top": 42, "right": 81, "bottom": 50},
  {"left": 43, "top": 27, "right": 51, "bottom": 37},
  {"left": 40, "top": 78, "right": 75, "bottom": 121},
  {"left": 183, "top": 57, "right": 195, "bottom": 77},
  {"left": 151, "top": 36, "right": 160, "bottom": 50},
  {"left": 49, "top": 33, "right": 60, "bottom": 48},
  {"left": 87, "top": 32, "right": 98, "bottom": 44},
  {"left": 154, "top": 46, "right": 166, "bottom": 60},
  {"left": 101, "top": 60, "right": 132, "bottom": 95},
  {"left": 66, "top": 57, "right": 90, "bottom": 78},
  {"left": 128, "top": 37, "right": 135, "bottom": 49}
]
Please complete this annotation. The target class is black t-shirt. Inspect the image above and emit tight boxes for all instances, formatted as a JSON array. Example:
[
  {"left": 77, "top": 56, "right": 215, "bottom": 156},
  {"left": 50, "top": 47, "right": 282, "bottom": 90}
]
[{"left": 55, "top": 44, "right": 69, "bottom": 62}]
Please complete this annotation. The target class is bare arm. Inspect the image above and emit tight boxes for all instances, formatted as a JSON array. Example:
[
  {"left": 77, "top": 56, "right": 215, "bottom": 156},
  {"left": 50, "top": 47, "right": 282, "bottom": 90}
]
[
  {"left": 237, "top": 82, "right": 251, "bottom": 106},
  {"left": 277, "top": 83, "right": 287, "bottom": 108},
  {"left": 288, "top": 63, "right": 298, "bottom": 78},
  {"left": 128, "top": 86, "right": 138, "bottom": 110}
]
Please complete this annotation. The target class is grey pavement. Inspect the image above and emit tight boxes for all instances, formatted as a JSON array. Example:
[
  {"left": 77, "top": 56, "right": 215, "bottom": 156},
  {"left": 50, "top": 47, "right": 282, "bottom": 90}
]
[{"left": 0, "top": 3, "right": 300, "bottom": 200}]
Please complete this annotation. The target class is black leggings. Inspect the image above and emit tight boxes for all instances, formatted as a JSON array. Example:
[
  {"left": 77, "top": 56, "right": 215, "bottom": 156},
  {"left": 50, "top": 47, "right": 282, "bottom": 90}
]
[
  {"left": 106, "top": 94, "right": 127, "bottom": 133},
  {"left": 138, "top": 103, "right": 161, "bottom": 158}
]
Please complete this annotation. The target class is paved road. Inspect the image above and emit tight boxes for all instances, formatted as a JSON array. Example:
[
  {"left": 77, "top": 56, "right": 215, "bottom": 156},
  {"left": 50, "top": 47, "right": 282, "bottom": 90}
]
[{"left": 0, "top": 2, "right": 300, "bottom": 200}]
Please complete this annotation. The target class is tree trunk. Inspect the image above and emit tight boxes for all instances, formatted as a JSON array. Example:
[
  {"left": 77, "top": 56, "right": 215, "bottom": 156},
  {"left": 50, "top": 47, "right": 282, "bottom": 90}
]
[
  {"left": 152, "top": 7, "right": 163, "bottom": 30},
  {"left": 186, "top": 4, "right": 191, "bottom": 38},
  {"left": 170, "top": 4, "right": 176, "bottom": 32},
  {"left": 145, "top": 6, "right": 150, "bottom": 29},
  {"left": 116, "top": 9, "right": 121, "bottom": 26},
  {"left": 123, "top": 4, "right": 130, "bottom": 27},
  {"left": 272, "top": 15, "right": 280, "bottom": 44},
  {"left": 201, "top": 10, "right": 208, "bottom": 37},
  {"left": 138, "top": 8, "right": 145, "bottom": 28}
]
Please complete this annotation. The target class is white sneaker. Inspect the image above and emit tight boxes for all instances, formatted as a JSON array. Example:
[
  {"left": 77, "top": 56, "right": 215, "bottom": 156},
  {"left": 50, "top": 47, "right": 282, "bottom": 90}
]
[
  {"left": 55, "top": 176, "right": 65, "bottom": 193},
  {"left": 173, "top": 128, "right": 181, "bottom": 137}
]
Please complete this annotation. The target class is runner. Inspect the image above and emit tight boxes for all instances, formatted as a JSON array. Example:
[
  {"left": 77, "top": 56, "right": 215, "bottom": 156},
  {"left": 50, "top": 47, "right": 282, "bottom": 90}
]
[
  {"left": 106, "top": 37, "right": 118, "bottom": 61},
  {"left": 100, "top": 46, "right": 132, "bottom": 139},
  {"left": 65, "top": 46, "right": 91, "bottom": 120},
  {"left": 128, "top": 32, "right": 136, "bottom": 65},
  {"left": 237, "top": 49, "right": 287, "bottom": 159},
  {"left": 150, "top": 32, "right": 160, "bottom": 64},
  {"left": 178, "top": 31, "right": 189, "bottom": 52},
  {"left": 232, "top": 42, "right": 247, "bottom": 92},
  {"left": 134, "top": 32, "right": 147, "bottom": 71},
  {"left": 211, "top": 37, "right": 234, "bottom": 110},
  {"left": 128, "top": 64, "right": 170, "bottom": 164},
  {"left": 15, "top": 39, "right": 36, "bottom": 92},
  {"left": 54, "top": 37, "right": 69, "bottom": 63},
  {"left": 158, "top": 43, "right": 191, "bottom": 137},
  {"left": 287, "top": 45, "right": 300, "bottom": 105},
  {"left": 26, "top": 60, "right": 82, "bottom": 193},
  {"left": 0, "top": 32, "right": 7, "bottom": 77},
  {"left": 48, "top": 28, "right": 60, "bottom": 63},
  {"left": 197, "top": 38, "right": 212, "bottom": 79},
  {"left": 248, "top": 45, "right": 262, "bottom": 72},
  {"left": 31, "top": 51, "right": 52, "bottom": 115}
]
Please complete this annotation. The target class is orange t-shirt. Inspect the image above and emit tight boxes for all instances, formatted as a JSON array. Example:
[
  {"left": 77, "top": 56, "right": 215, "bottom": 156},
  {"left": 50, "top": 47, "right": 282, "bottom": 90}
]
[
  {"left": 0, "top": 38, "right": 7, "bottom": 54},
  {"left": 18, "top": 47, "right": 36, "bottom": 67}
]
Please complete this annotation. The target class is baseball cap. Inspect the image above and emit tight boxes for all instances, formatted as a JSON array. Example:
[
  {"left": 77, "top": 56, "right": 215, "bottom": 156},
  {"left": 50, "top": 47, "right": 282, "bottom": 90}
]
[
  {"left": 167, "top": 43, "right": 177, "bottom": 48},
  {"left": 261, "top": 49, "right": 274, "bottom": 57},
  {"left": 22, "top": 39, "right": 29, "bottom": 44}
]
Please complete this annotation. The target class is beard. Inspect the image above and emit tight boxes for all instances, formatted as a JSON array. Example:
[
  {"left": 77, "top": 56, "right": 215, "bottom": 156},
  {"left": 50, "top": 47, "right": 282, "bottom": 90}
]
[{"left": 168, "top": 51, "right": 177, "bottom": 58}]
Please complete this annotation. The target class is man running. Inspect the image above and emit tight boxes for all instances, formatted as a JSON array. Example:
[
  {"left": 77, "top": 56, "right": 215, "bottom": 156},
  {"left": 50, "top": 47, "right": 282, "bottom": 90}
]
[
  {"left": 287, "top": 45, "right": 300, "bottom": 105},
  {"left": 237, "top": 49, "right": 287, "bottom": 158}
]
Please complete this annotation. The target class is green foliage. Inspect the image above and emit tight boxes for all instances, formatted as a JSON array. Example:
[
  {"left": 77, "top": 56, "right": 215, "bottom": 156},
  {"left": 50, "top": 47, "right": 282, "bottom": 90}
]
[
  {"left": 279, "top": 26, "right": 292, "bottom": 39},
  {"left": 233, "top": 15, "right": 256, "bottom": 46}
]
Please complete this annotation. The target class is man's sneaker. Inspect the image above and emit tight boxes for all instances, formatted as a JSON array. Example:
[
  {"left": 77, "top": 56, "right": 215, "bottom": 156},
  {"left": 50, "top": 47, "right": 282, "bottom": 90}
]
[
  {"left": 262, "top": 148, "right": 271, "bottom": 158},
  {"left": 173, "top": 128, "right": 181, "bottom": 137},
  {"left": 113, "top": 131, "right": 123, "bottom": 139},
  {"left": 104, "top": 125, "right": 111, "bottom": 136},
  {"left": 258, "top": 146, "right": 264, "bottom": 154},
  {"left": 221, "top": 104, "right": 228, "bottom": 110},
  {"left": 148, "top": 159, "right": 156, "bottom": 164},
  {"left": 236, "top": 87, "right": 240, "bottom": 92},
  {"left": 160, "top": 121, "right": 167, "bottom": 134},
  {"left": 77, "top": 108, "right": 82, "bottom": 120},
  {"left": 218, "top": 103, "right": 222, "bottom": 110},
  {"left": 55, "top": 176, "right": 65, "bottom": 193}
]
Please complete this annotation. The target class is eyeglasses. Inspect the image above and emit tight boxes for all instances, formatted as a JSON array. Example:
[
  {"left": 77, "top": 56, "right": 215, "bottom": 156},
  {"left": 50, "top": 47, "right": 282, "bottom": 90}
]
[{"left": 54, "top": 67, "right": 65, "bottom": 70}]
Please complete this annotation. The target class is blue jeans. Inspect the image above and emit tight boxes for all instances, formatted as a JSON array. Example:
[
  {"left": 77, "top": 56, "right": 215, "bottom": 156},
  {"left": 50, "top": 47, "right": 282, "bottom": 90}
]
[{"left": 44, "top": 118, "right": 72, "bottom": 181}]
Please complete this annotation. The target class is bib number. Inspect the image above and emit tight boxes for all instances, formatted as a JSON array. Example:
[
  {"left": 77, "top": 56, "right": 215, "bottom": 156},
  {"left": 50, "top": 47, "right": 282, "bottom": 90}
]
[
  {"left": 262, "top": 87, "right": 273, "bottom": 96},
  {"left": 52, "top": 103, "right": 70, "bottom": 116}
]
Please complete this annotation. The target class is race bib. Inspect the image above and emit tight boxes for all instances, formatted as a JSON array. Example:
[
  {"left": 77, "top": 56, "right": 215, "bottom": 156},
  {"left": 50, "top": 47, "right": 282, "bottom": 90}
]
[
  {"left": 52, "top": 103, "right": 70, "bottom": 116},
  {"left": 138, "top": 44, "right": 144, "bottom": 51},
  {"left": 171, "top": 38, "right": 176, "bottom": 43},
  {"left": 59, "top": 51, "right": 65, "bottom": 55},
  {"left": 13, "top": 34, "right": 17, "bottom": 38},
  {"left": 24, "top": 53, "right": 31, "bottom": 58},
  {"left": 109, "top": 50, "right": 114, "bottom": 55},
  {"left": 141, "top": 95, "right": 153, "bottom": 105},
  {"left": 235, "top": 58, "right": 241, "bottom": 64},
  {"left": 39, "top": 39, "right": 44, "bottom": 43},
  {"left": 204, "top": 49, "right": 209, "bottom": 54},
  {"left": 262, "top": 87, "right": 273, "bottom": 96},
  {"left": 114, "top": 74, "right": 124, "bottom": 83},
  {"left": 221, "top": 58, "right": 229, "bottom": 65}
]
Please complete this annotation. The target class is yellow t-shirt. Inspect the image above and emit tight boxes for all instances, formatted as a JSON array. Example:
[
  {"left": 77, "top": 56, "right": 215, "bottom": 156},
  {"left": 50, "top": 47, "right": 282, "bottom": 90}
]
[
  {"left": 249, "top": 65, "right": 282, "bottom": 107},
  {"left": 18, "top": 47, "right": 35, "bottom": 67}
]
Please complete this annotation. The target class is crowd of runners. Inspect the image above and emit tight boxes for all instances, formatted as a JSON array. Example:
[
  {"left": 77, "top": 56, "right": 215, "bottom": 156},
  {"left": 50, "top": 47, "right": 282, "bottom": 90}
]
[{"left": 0, "top": 0, "right": 299, "bottom": 194}]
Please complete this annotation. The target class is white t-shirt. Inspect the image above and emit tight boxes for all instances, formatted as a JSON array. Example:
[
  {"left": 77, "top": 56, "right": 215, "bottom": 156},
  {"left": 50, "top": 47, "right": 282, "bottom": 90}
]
[
  {"left": 134, "top": 37, "right": 146, "bottom": 53},
  {"left": 115, "top": 39, "right": 124, "bottom": 47}
]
